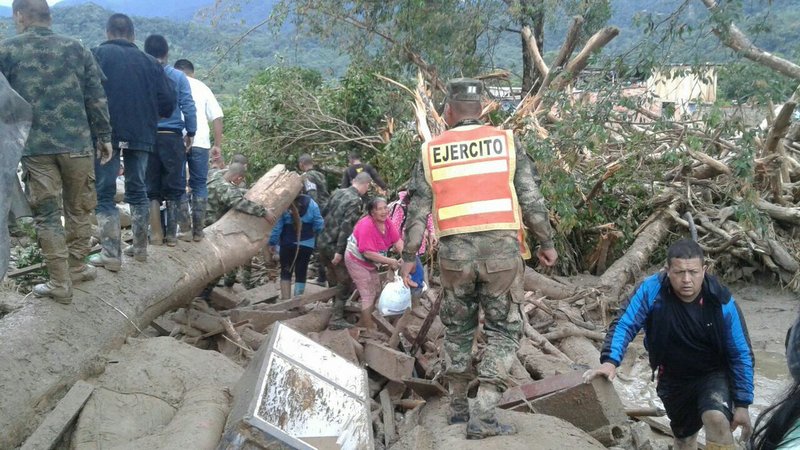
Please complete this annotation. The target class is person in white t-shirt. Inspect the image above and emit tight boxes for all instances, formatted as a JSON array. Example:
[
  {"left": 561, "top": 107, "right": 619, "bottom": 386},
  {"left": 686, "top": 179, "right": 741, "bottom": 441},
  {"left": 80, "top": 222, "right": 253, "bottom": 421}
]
[{"left": 174, "top": 58, "right": 223, "bottom": 241}]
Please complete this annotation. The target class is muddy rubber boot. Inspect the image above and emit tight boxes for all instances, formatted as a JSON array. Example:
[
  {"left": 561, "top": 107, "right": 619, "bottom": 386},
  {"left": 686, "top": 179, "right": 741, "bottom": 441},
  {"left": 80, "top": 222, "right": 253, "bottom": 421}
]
[
  {"left": 89, "top": 212, "right": 122, "bottom": 271},
  {"left": 191, "top": 196, "right": 207, "bottom": 242},
  {"left": 125, "top": 203, "right": 149, "bottom": 262},
  {"left": 280, "top": 280, "right": 292, "bottom": 300},
  {"left": 705, "top": 442, "right": 736, "bottom": 450},
  {"left": 164, "top": 200, "right": 178, "bottom": 247},
  {"left": 33, "top": 259, "right": 72, "bottom": 304},
  {"left": 176, "top": 197, "right": 192, "bottom": 242},
  {"left": 448, "top": 379, "right": 470, "bottom": 424},
  {"left": 466, "top": 385, "right": 517, "bottom": 440},
  {"left": 294, "top": 282, "right": 306, "bottom": 297},
  {"left": 315, "top": 264, "right": 327, "bottom": 285},
  {"left": 148, "top": 200, "right": 163, "bottom": 245},
  {"left": 328, "top": 298, "right": 353, "bottom": 330}
]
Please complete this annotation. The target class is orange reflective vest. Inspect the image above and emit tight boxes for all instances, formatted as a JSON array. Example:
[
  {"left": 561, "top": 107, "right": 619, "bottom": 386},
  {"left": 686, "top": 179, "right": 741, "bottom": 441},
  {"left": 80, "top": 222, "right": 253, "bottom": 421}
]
[{"left": 422, "top": 124, "right": 530, "bottom": 257}]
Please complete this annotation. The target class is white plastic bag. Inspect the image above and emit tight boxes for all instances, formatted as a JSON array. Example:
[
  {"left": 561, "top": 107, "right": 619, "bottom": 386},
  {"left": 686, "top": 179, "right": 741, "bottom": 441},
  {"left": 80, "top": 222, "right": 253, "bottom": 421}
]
[{"left": 378, "top": 271, "right": 411, "bottom": 315}]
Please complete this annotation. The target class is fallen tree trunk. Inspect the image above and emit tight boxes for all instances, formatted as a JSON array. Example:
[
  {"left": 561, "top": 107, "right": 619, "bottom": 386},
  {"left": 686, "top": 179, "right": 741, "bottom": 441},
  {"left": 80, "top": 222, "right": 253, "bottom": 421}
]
[{"left": 0, "top": 165, "right": 303, "bottom": 450}]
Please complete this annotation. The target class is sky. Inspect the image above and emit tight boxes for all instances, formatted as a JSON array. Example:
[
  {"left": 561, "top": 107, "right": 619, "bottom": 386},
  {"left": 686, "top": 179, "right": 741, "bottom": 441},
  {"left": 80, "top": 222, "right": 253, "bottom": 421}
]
[{"left": 0, "top": 0, "right": 64, "bottom": 5}]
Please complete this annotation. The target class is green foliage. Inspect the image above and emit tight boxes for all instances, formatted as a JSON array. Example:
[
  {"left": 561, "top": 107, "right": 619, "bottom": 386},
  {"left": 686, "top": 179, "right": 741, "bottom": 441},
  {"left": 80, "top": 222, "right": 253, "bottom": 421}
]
[
  {"left": 12, "top": 221, "right": 43, "bottom": 269},
  {"left": 377, "top": 128, "right": 421, "bottom": 192},
  {"left": 718, "top": 59, "right": 798, "bottom": 104},
  {"left": 224, "top": 66, "right": 323, "bottom": 178},
  {"left": 225, "top": 64, "right": 404, "bottom": 184}
]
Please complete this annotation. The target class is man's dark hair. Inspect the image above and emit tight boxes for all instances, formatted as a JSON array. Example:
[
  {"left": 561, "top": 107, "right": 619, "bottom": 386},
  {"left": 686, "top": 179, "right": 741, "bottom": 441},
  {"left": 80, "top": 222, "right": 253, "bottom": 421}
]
[
  {"left": 666, "top": 239, "right": 704, "bottom": 266},
  {"left": 12, "top": 0, "right": 51, "bottom": 23},
  {"left": 231, "top": 154, "right": 248, "bottom": 165},
  {"left": 348, "top": 152, "right": 361, "bottom": 163},
  {"left": 448, "top": 100, "right": 483, "bottom": 118},
  {"left": 173, "top": 59, "right": 194, "bottom": 74},
  {"left": 144, "top": 34, "right": 168, "bottom": 59},
  {"left": 106, "top": 13, "right": 134, "bottom": 40},
  {"left": 298, "top": 154, "right": 314, "bottom": 166}
]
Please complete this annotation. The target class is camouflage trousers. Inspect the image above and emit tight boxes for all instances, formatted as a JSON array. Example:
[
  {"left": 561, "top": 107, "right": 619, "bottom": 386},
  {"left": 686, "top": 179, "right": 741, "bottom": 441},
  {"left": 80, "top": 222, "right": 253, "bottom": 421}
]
[
  {"left": 318, "top": 246, "right": 353, "bottom": 302},
  {"left": 22, "top": 154, "right": 95, "bottom": 272},
  {"left": 438, "top": 256, "right": 524, "bottom": 391}
]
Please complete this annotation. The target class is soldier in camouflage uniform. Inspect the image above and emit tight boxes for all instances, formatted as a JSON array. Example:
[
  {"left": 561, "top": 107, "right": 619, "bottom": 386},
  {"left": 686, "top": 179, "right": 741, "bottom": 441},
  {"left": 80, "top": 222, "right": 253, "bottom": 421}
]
[
  {"left": 401, "top": 79, "right": 558, "bottom": 439},
  {"left": 0, "top": 0, "right": 113, "bottom": 304},
  {"left": 206, "top": 162, "right": 272, "bottom": 224},
  {"left": 298, "top": 154, "right": 329, "bottom": 210},
  {"left": 298, "top": 153, "right": 330, "bottom": 284},
  {"left": 205, "top": 162, "right": 273, "bottom": 288},
  {"left": 317, "top": 171, "right": 372, "bottom": 329}
]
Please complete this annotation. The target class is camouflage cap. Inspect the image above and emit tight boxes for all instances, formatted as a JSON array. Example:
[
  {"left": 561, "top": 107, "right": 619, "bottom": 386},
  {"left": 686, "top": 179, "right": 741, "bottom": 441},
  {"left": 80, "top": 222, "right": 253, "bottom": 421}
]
[{"left": 446, "top": 78, "right": 483, "bottom": 102}]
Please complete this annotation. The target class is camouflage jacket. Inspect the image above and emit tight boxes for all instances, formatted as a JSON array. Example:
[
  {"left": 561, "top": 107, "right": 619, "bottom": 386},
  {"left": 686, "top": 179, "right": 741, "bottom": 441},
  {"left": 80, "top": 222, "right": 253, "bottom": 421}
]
[
  {"left": 402, "top": 120, "right": 554, "bottom": 263},
  {"left": 0, "top": 26, "right": 111, "bottom": 156},
  {"left": 205, "top": 169, "right": 267, "bottom": 224},
  {"left": 317, "top": 186, "right": 363, "bottom": 255},
  {"left": 303, "top": 169, "right": 329, "bottom": 208}
]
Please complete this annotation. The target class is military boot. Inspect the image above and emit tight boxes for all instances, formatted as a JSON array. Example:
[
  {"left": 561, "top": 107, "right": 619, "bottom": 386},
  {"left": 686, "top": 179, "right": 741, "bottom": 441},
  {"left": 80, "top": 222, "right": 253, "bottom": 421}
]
[
  {"left": 176, "top": 197, "right": 192, "bottom": 242},
  {"left": 148, "top": 200, "right": 163, "bottom": 245},
  {"left": 466, "top": 385, "right": 517, "bottom": 440},
  {"left": 191, "top": 196, "right": 207, "bottom": 242},
  {"left": 124, "top": 203, "right": 149, "bottom": 262},
  {"left": 328, "top": 297, "right": 353, "bottom": 330},
  {"left": 33, "top": 259, "right": 72, "bottom": 304},
  {"left": 448, "top": 379, "right": 470, "bottom": 424},
  {"left": 164, "top": 200, "right": 178, "bottom": 246},
  {"left": 88, "top": 212, "right": 122, "bottom": 271},
  {"left": 70, "top": 264, "right": 97, "bottom": 284}
]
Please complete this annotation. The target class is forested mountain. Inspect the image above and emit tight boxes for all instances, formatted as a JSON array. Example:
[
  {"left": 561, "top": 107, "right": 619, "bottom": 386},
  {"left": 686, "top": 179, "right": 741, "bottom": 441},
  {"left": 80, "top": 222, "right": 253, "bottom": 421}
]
[{"left": 0, "top": 0, "right": 796, "bottom": 101}]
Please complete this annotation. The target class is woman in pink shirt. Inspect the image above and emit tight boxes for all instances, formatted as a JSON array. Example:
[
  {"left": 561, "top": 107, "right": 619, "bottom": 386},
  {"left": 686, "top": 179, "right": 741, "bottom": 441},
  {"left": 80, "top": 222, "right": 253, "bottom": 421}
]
[{"left": 345, "top": 197, "right": 404, "bottom": 329}]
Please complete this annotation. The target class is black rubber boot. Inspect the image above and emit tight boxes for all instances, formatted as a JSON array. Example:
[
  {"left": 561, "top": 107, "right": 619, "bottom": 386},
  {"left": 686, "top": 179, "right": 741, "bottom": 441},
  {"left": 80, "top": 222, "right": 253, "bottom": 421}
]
[
  {"left": 176, "top": 197, "right": 192, "bottom": 242},
  {"left": 164, "top": 200, "right": 178, "bottom": 246},
  {"left": 191, "top": 196, "right": 207, "bottom": 241}
]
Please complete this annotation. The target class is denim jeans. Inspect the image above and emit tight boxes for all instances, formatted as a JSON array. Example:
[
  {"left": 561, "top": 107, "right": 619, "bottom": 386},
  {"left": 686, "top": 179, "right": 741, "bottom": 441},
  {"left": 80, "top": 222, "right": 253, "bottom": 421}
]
[
  {"left": 185, "top": 146, "right": 209, "bottom": 198},
  {"left": 146, "top": 132, "right": 186, "bottom": 202},
  {"left": 96, "top": 148, "right": 150, "bottom": 214}
]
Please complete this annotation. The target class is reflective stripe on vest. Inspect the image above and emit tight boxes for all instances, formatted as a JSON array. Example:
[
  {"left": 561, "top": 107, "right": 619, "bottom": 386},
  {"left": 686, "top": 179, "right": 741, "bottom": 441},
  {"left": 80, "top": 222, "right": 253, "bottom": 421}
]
[{"left": 422, "top": 124, "right": 521, "bottom": 237}]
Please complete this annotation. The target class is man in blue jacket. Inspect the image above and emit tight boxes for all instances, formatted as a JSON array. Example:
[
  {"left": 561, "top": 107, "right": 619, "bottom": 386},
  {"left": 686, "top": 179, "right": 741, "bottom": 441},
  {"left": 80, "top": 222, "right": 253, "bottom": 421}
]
[
  {"left": 144, "top": 34, "right": 196, "bottom": 247},
  {"left": 585, "top": 239, "right": 754, "bottom": 450},
  {"left": 90, "top": 14, "right": 175, "bottom": 268}
]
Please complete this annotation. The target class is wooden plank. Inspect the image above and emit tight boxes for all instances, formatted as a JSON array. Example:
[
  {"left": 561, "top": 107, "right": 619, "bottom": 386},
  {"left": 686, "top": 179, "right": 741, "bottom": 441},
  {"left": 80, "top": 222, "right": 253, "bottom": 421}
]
[
  {"left": 259, "top": 286, "right": 341, "bottom": 312},
  {"left": 498, "top": 371, "right": 584, "bottom": 409},
  {"left": 371, "top": 310, "right": 396, "bottom": 337},
  {"left": 238, "top": 284, "right": 279, "bottom": 305},
  {"left": 228, "top": 309, "right": 300, "bottom": 332},
  {"left": 379, "top": 389, "right": 396, "bottom": 447},
  {"left": 21, "top": 381, "right": 95, "bottom": 450},
  {"left": 402, "top": 377, "right": 447, "bottom": 398}
]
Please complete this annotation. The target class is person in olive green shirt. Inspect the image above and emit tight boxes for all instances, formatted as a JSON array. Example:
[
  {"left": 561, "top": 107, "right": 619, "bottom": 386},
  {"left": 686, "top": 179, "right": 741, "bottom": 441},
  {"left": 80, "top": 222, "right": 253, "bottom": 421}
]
[{"left": 0, "top": 0, "right": 112, "bottom": 304}]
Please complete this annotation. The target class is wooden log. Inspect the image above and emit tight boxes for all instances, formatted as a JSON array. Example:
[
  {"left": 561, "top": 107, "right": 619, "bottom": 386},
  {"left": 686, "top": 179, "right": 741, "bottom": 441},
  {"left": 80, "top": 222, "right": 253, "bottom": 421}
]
[
  {"left": 598, "top": 206, "right": 674, "bottom": 302},
  {"left": 523, "top": 267, "right": 579, "bottom": 299},
  {"left": 0, "top": 165, "right": 303, "bottom": 449}
]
